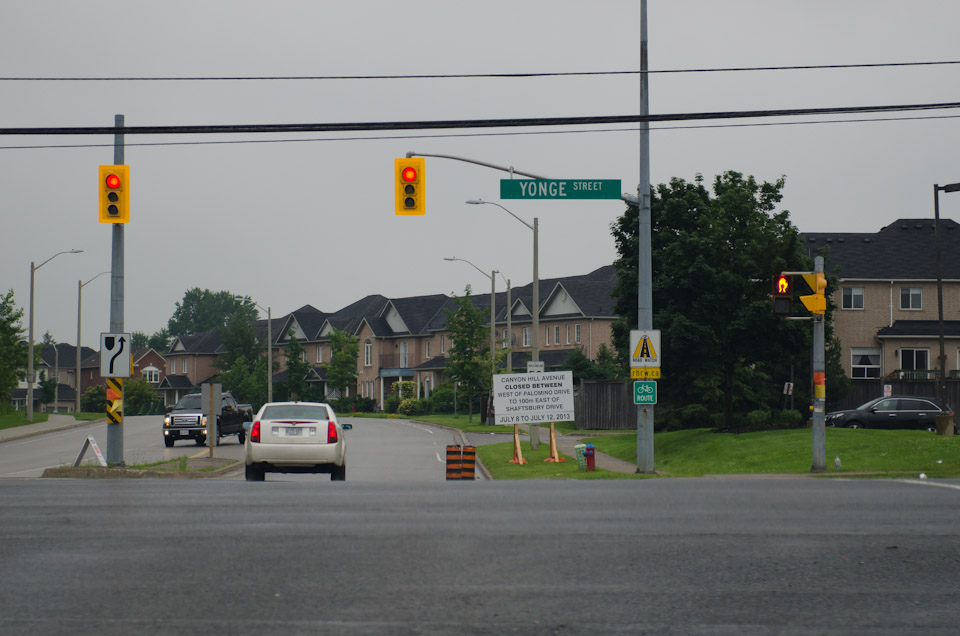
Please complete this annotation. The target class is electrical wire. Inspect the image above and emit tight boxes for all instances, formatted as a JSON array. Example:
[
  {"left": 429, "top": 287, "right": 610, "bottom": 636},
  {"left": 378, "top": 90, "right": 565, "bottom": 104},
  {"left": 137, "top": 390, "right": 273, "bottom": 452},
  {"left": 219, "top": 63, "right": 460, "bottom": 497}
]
[{"left": 2, "top": 60, "right": 959, "bottom": 81}]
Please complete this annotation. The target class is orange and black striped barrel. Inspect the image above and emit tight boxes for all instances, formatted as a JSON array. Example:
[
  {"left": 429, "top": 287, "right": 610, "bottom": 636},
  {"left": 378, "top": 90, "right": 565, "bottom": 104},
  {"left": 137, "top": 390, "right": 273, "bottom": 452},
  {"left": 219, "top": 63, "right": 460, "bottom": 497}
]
[
  {"left": 445, "top": 445, "right": 462, "bottom": 480},
  {"left": 460, "top": 446, "right": 476, "bottom": 480}
]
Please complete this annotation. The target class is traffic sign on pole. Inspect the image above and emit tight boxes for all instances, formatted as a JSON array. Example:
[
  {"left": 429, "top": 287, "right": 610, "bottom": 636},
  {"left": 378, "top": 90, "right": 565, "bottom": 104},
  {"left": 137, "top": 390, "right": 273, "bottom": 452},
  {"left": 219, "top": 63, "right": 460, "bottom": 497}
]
[
  {"left": 633, "top": 381, "right": 657, "bottom": 405},
  {"left": 500, "top": 179, "right": 622, "bottom": 200}
]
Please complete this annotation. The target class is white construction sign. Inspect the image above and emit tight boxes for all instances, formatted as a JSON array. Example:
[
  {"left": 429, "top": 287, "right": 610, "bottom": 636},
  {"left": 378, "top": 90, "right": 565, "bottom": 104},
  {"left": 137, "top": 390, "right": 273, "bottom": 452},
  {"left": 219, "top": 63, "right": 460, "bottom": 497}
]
[{"left": 493, "top": 371, "right": 575, "bottom": 425}]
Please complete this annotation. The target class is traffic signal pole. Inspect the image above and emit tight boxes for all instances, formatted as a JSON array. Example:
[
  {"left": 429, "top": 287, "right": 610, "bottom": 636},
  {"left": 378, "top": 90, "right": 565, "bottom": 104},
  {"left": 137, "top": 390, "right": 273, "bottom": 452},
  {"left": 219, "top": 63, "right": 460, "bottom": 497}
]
[
  {"left": 107, "top": 114, "right": 125, "bottom": 466},
  {"left": 810, "top": 256, "right": 826, "bottom": 472}
]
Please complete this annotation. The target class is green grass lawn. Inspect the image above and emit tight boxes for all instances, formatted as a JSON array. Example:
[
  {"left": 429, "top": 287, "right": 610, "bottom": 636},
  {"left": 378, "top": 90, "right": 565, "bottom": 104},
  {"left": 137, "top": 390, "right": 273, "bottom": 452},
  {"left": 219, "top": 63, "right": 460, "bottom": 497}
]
[
  {"left": 0, "top": 410, "right": 48, "bottom": 430},
  {"left": 584, "top": 427, "right": 960, "bottom": 478}
]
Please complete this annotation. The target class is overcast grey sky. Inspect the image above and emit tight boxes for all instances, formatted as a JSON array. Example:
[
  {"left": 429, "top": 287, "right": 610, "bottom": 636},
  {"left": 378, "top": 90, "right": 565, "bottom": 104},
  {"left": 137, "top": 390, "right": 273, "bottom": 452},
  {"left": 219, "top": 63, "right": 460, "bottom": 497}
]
[{"left": 3, "top": 0, "right": 960, "bottom": 350}]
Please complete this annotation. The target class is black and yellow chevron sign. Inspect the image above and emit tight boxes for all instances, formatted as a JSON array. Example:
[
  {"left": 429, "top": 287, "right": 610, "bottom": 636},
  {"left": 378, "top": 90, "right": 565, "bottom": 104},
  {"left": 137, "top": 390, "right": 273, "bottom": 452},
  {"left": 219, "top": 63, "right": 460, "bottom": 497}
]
[{"left": 106, "top": 378, "right": 123, "bottom": 424}]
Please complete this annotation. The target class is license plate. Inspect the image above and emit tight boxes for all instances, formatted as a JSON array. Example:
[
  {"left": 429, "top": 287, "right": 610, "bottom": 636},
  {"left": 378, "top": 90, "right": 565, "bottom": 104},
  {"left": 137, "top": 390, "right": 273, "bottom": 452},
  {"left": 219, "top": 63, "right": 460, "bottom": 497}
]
[
  {"left": 286, "top": 427, "right": 302, "bottom": 436},
  {"left": 178, "top": 430, "right": 195, "bottom": 437}
]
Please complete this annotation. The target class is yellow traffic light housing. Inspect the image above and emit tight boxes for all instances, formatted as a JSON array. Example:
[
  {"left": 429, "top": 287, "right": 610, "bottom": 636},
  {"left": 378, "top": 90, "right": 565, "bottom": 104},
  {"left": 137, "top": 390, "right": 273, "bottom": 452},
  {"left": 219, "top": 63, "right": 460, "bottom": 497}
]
[
  {"left": 99, "top": 165, "right": 129, "bottom": 223},
  {"left": 395, "top": 157, "right": 424, "bottom": 215},
  {"left": 772, "top": 274, "right": 793, "bottom": 316},
  {"left": 800, "top": 272, "right": 827, "bottom": 315}
]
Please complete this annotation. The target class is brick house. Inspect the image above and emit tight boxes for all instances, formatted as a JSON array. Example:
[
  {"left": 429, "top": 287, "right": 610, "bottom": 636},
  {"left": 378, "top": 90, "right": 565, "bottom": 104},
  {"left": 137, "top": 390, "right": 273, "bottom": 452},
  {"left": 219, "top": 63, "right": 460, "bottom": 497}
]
[{"left": 802, "top": 218, "right": 960, "bottom": 383}]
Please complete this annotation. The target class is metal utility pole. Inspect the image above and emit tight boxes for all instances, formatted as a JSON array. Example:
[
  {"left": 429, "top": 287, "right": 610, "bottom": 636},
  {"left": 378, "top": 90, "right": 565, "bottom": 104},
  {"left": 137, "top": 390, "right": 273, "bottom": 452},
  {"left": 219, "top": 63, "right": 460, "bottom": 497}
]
[
  {"left": 636, "top": 0, "right": 655, "bottom": 473},
  {"left": 933, "top": 182, "right": 960, "bottom": 399},
  {"left": 811, "top": 256, "right": 826, "bottom": 472},
  {"left": 107, "top": 114, "right": 125, "bottom": 466}
]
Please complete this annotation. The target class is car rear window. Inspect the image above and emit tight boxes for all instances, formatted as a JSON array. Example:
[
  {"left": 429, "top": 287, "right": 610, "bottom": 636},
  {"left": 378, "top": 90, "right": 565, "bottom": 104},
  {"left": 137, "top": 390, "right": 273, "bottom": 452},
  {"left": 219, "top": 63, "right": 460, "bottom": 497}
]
[
  {"left": 899, "top": 399, "right": 939, "bottom": 412},
  {"left": 261, "top": 404, "right": 330, "bottom": 421}
]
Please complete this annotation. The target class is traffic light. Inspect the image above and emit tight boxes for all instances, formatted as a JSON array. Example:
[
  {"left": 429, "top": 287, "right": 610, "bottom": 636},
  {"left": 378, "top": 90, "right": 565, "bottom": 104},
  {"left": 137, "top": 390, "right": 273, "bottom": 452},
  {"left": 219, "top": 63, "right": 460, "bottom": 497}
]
[
  {"left": 395, "top": 157, "right": 424, "bottom": 215},
  {"left": 800, "top": 272, "right": 827, "bottom": 315},
  {"left": 99, "top": 165, "right": 129, "bottom": 223},
  {"left": 772, "top": 274, "right": 793, "bottom": 316}
]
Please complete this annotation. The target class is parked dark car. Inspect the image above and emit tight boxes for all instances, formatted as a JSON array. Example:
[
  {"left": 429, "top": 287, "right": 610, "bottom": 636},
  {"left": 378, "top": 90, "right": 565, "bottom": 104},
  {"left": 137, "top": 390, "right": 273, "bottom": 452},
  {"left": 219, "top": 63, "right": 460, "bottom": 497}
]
[{"left": 825, "top": 396, "right": 955, "bottom": 431}]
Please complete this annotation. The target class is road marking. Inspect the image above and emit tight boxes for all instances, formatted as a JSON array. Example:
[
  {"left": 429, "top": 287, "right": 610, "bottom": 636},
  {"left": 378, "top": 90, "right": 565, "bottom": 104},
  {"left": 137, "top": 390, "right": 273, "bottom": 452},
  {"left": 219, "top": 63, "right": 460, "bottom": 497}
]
[
  {"left": 901, "top": 479, "right": 960, "bottom": 492},
  {"left": 435, "top": 452, "right": 443, "bottom": 463},
  {"left": 399, "top": 421, "right": 435, "bottom": 435}
]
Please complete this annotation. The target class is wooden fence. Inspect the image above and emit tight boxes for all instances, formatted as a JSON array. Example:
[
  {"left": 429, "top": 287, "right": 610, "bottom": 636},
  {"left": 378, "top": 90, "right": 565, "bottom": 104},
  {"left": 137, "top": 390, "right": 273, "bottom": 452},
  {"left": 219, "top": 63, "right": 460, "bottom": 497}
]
[{"left": 574, "top": 380, "right": 634, "bottom": 430}]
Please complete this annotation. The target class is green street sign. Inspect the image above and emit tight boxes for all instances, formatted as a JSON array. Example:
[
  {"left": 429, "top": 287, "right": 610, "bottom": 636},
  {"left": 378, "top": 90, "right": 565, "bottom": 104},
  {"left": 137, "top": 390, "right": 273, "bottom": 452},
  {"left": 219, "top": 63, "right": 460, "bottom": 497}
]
[
  {"left": 633, "top": 381, "right": 657, "bottom": 405},
  {"left": 500, "top": 179, "right": 622, "bottom": 200}
]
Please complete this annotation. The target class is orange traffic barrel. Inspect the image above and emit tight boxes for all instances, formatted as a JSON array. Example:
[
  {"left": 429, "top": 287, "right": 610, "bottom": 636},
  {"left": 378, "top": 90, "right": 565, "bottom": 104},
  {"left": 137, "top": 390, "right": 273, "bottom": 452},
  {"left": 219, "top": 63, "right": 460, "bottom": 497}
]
[
  {"left": 460, "top": 446, "right": 476, "bottom": 480},
  {"left": 445, "top": 445, "right": 462, "bottom": 480}
]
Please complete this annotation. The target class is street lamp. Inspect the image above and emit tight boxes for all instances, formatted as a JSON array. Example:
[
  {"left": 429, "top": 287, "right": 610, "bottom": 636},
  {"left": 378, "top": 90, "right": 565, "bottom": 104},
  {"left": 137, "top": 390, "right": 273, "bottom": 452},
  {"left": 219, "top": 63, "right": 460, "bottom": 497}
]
[
  {"left": 466, "top": 199, "right": 539, "bottom": 363},
  {"left": 27, "top": 249, "right": 83, "bottom": 421},
  {"left": 934, "top": 182, "right": 960, "bottom": 399},
  {"left": 498, "top": 271, "right": 512, "bottom": 372},
  {"left": 76, "top": 271, "right": 110, "bottom": 414},
  {"left": 237, "top": 297, "right": 272, "bottom": 403}
]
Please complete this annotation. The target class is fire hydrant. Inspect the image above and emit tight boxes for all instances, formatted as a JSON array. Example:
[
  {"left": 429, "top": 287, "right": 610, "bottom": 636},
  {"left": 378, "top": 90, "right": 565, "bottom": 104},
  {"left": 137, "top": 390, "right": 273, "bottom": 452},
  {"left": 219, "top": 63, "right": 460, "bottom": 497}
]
[{"left": 585, "top": 443, "right": 596, "bottom": 471}]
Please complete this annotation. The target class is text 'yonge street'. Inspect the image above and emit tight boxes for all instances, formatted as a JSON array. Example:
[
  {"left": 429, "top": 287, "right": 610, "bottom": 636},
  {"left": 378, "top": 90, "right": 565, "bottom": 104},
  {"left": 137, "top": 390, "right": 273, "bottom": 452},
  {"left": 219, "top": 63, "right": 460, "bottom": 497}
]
[{"left": 493, "top": 371, "right": 575, "bottom": 425}]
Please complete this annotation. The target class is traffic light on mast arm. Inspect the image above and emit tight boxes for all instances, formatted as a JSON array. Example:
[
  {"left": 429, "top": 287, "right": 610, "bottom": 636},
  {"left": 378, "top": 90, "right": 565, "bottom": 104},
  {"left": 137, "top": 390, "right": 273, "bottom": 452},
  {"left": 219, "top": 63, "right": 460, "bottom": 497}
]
[
  {"left": 99, "top": 165, "right": 130, "bottom": 223},
  {"left": 800, "top": 272, "right": 827, "bottom": 315},
  {"left": 772, "top": 274, "right": 793, "bottom": 316},
  {"left": 395, "top": 157, "right": 425, "bottom": 215}
]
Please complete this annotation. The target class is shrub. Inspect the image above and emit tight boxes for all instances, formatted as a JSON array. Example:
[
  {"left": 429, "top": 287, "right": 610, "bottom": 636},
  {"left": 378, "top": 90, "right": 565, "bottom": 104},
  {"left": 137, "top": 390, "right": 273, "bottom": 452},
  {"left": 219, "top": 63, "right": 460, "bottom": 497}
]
[
  {"left": 398, "top": 398, "right": 426, "bottom": 416},
  {"left": 427, "top": 383, "right": 456, "bottom": 413},
  {"left": 82, "top": 385, "right": 107, "bottom": 413},
  {"left": 394, "top": 381, "right": 416, "bottom": 400},
  {"left": 384, "top": 395, "right": 400, "bottom": 414},
  {"left": 745, "top": 409, "right": 773, "bottom": 430},
  {"left": 777, "top": 409, "right": 803, "bottom": 429}
]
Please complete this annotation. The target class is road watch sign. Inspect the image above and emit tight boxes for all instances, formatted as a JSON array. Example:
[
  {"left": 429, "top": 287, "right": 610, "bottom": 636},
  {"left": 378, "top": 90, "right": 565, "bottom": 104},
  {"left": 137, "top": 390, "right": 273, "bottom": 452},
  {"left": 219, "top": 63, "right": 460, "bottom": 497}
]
[{"left": 629, "top": 329, "right": 661, "bottom": 368}]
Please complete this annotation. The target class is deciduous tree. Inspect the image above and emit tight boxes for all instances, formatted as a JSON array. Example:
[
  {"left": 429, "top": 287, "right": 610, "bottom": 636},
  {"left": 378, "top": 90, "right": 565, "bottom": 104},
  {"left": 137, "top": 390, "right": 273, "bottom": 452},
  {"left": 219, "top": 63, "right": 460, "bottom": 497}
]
[
  {"left": 0, "top": 290, "right": 26, "bottom": 410},
  {"left": 444, "top": 287, "right": 489, "bottom": 422}
]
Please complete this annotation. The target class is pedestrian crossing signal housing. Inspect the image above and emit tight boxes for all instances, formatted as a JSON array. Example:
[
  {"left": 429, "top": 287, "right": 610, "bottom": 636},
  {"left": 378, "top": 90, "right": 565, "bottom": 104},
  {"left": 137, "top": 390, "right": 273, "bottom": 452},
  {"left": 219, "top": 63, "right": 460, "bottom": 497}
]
[
  {"left": 395, "top": 157, "right": 424, "bottom": 215},
  {"left": 99, "top": 165, "right": 129, "bottom": 223},
  {"left": 800, "top": 272, "right": 827, "bottom": 315},
  {"left": 772, "top": 274, "right": 793, "bottom": 316}
]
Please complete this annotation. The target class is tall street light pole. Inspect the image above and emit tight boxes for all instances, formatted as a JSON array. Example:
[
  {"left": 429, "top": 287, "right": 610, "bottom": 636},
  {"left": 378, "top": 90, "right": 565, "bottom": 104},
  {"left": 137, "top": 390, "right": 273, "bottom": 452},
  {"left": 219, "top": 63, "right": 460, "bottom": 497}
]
[
  {"left": 498, "top": 271, "right": 512, "bottom": 372},
  {"left": 238, "top": 297, "right": 272, "bottom": 403},
  {"left": 466, "top": 200, "right": 539, "bottom": 362},
  {"left": 26, "top": 249, "right": 83, "bottom": 421},
  {"left": 934, "top": 182, "right": 960, "bottom": 399},
  {"left": 76, "top": 271, "right": 110, "bottom": 413}
]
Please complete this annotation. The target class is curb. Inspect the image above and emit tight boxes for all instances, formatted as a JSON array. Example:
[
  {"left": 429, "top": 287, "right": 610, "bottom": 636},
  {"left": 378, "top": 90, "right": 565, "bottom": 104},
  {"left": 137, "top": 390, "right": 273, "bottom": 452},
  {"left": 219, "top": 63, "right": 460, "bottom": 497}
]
[
  {"left": 0, "top": 417, "right": 106, "bottom": 444},
  {"left": 41, "top": 458, "right": 241, "bottom": 479}
]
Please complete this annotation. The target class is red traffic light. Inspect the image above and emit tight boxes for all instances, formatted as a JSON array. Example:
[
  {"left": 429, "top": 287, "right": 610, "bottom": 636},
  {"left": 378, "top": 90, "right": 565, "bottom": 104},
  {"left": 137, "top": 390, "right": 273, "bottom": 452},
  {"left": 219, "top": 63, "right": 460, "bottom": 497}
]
[
  {"left": 401, "top": 167, "right": 418, "bottom": 182},
  {"left": 105, "top": 173, "right": 122, "bottom": 189}
]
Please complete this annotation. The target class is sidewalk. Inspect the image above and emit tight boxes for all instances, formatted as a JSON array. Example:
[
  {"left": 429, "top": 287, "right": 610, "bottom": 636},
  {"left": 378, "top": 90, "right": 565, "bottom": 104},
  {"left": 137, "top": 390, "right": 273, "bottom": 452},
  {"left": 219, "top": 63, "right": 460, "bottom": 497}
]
[{"left": 0, "top": 414, "right": 96, "bottom": 443}]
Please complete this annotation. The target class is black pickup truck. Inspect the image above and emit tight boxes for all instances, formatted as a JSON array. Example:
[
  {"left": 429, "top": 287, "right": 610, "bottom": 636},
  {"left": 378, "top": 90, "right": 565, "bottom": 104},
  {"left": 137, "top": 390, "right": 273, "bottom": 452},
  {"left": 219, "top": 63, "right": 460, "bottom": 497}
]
[{"left": 162, "top": 391, "right": 246, "bottom": 447}]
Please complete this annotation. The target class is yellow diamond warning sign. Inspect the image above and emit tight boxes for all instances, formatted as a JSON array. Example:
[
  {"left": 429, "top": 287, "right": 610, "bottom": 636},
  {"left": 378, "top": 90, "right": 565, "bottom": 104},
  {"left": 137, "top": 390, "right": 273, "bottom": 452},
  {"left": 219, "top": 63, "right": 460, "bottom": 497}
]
[{"left": 629, "top": 330, "right": 661, "bottom": 369}]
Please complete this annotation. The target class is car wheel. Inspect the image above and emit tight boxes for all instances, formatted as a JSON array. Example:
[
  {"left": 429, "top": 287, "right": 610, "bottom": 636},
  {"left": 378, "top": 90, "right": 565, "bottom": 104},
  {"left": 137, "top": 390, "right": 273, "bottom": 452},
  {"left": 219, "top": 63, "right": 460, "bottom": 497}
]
[
  {"left": 245, "top": 464, "right": 265, "bottom": 481},
  {"left": 195, "top": 436, "right": 206, "bottom": 446},
  {"left": 847, "top": 421, "right": 864, "bottom": 429},
  {"left": 164, "top": 436, "right": 174, "bottom": 448},
  {"left": 238, "top": 430, "right": 245, "bottom": 444},
  {"left": 331, "top": 463, "right": 346, "bottom": 481}
]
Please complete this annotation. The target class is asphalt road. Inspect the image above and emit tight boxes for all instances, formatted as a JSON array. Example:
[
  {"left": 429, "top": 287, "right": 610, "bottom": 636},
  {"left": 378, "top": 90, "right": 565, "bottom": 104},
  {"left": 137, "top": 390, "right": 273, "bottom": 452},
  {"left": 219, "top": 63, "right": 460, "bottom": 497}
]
[
  {"left": 2, "top": 477, "right": 960, "bottom": 634},
  {"left": 0, "top": 415, "right": 464, "bottom": 481}
]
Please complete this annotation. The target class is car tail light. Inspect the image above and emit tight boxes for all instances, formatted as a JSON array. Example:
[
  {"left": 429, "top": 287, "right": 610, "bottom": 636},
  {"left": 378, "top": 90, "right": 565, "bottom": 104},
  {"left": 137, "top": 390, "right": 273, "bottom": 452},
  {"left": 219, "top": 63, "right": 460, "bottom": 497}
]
[
  {"left": 327, "top": 421, "right": 338, "bottom": 444},
  {"left": 251, "top": 421, "right": 260, "bottom": 443}
]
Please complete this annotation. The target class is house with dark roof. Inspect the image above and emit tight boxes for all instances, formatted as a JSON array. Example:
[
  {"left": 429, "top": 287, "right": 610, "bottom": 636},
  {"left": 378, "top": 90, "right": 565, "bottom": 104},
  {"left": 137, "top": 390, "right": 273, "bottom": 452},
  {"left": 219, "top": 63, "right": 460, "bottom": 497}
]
[
  {"left": 154, "top": 266, "right": 618, "bottom": 409},
  {"left": 802, "top": 218, "right": 960, "bottom": 382}
]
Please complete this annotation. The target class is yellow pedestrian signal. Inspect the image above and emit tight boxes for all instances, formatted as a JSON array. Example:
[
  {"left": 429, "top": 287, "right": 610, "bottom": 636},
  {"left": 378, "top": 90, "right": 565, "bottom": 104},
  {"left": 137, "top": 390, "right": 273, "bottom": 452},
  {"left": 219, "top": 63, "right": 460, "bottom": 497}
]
[
  {"left": 800, "top": 272, "right": 827, "bottom": 315},
  {"left": 99, "top": 165, "right": 129, "bottom": 223},
  {"left": 772, "top": 274, "right": 793, "bottom": 316},
  {"left": 395, "top": 157, "right": 424, "bottom": 215}
]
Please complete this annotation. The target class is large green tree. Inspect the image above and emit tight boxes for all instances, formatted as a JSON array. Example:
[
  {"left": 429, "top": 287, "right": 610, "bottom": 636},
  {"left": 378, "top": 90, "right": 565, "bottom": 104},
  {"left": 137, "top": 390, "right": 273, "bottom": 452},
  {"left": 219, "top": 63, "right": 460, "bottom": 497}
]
[
  {"left": 283, "top": 332, "right": 311, "bottom": 401},
  {"left": 167, "top": 288, "right": 256, "bottom": 338},
  {"left": 216, "top": 310, "right": 262, "bottom": 373},
  {"left": 323, "top": 327, "right": 360, "bottom": 399},
  {"left": 0, "top": 290, "right": 26, "bottom": 410},
  {"left": 444, "top": 287, "right": 489, "bottom": 422},
  {"left": 611, "top": 171, "right": 814, "bottom": 431}
]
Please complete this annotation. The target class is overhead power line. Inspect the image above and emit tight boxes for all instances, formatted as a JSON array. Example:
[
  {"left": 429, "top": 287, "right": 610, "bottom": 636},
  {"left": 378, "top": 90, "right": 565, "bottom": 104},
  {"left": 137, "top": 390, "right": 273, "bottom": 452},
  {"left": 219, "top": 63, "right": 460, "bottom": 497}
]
[
  {"left": 1, "top": 60, "right": 959, "bottom": 81},
  {"left": 1, "top": 101, "right": 959, "bottom": 137}
]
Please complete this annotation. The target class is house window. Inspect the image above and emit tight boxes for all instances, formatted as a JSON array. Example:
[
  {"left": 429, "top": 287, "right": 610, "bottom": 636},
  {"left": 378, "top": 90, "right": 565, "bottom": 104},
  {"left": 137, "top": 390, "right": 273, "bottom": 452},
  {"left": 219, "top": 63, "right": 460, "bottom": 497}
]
[
  {"left": 425, "top": 340, "right": 430, "bottom": 359},
  {"left": 441, "top": 335, "right": 446, "bottom": 354},
  {"left": 842, "top": 287, "right": 864, "bottom": 310},
  {"left": 545, "top": 327, "right": 551, "bottom": 346},
  {"left": 182, "top": 359, "right": 188, "bottom": 374},
  {"left": 900, "top": 287, "right": 922, "bottom": 310},
  {"left": 900, "top": 348, "right": 929, "bottom": 378},
  {"left": 522, "top": 327, "right": 531, "bottom": 347},
  {"left": 142, "top": 366, "right": 160, "bottom": 383},
  {"left": 566, "top": 325, "right": 570, "bottom": 345},
  {"left": 317, "top": 346, "right": 323, "bottom": 363},
  {"left": 574, "top": 324, "right": 581, "bottom": 344},
  {"left": 364, "top": 340, "right": 372, "bottom": 367},
  {"left": 400, "top": 342, "right": 408, "bottom": 368},
  {"left": 850, "top": 348, "right": 880, "bottom": 378},
  {"left": 554, "top": 326, "right": 561, "bottom": 346}
]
